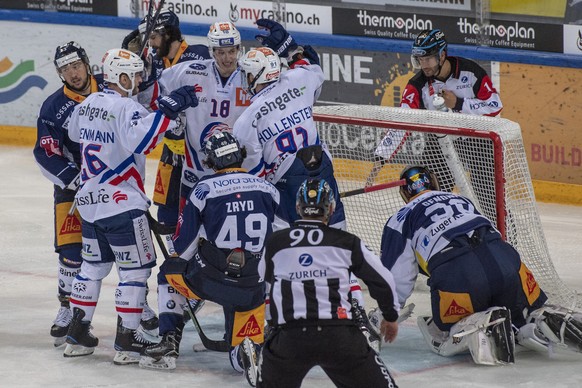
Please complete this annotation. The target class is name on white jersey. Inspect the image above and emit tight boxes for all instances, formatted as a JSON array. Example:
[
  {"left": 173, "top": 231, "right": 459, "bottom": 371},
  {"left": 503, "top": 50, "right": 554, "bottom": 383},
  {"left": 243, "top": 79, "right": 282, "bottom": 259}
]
[{"left": 258, "top": 106, "right": 312, "bottom": 145}]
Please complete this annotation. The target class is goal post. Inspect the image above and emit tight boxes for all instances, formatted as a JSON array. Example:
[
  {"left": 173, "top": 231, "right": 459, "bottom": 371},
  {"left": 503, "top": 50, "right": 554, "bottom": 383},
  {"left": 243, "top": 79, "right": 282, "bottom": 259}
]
[{"left": 314, "top": 105, "right": 578, "bottom": 308}]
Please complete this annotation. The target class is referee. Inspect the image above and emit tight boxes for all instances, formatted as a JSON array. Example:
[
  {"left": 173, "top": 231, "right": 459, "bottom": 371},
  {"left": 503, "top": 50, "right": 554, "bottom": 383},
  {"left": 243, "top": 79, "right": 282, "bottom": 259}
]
[{"left": 258, "top": 178, "right": 400, "bottom": 388}]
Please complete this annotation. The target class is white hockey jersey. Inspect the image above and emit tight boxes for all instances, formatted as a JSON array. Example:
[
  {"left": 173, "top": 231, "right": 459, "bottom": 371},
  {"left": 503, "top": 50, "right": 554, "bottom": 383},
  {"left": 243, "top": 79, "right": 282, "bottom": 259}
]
[
  {"left": 233, "top": 64, "right": 324, "bottom": 183},
  {"left": 158, "top": 59, "right": 251, "bottom": 188},
  {"left": 66, "top": 89, "right": 178, "bottom": 223}
]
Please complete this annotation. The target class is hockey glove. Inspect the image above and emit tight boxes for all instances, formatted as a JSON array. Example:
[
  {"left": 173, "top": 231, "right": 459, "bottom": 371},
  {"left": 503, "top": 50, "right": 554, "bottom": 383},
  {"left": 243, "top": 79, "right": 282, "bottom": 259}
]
[
  {"left": 157, "top": 85, "right": 199, "bottom": 120},
  {"left": 255, "top": 18, "right": 298, "bottom": 58}
]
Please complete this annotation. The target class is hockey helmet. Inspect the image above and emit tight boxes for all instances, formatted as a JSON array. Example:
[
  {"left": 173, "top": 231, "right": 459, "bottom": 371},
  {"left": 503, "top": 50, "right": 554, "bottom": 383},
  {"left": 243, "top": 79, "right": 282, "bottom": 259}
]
[
  {"left": 411, "top": 29, "right": 447, "bottom": 69},
  {"left": 207, "top": 21, "right": 241, "bottom": 50},
  {"left": 204, "top": 131, "right": 246, "bottom": 170},
  {"left": 296, "top": 178, "right": 336, "bottom": 220},
  {"left": 152, "top": 8, "right": 180, "bottom": 33},
  {"left": 399, "top": 165, "right": 440, "bottom": 203},
  {"left": 238, "top": 47, "right": 281, "bottom": 96},
  {"left": 101, "top": 48, "right": 144, "bottom": 96},
  {"left": 54, "top": 41, "right": 90, "bottom": 70}
]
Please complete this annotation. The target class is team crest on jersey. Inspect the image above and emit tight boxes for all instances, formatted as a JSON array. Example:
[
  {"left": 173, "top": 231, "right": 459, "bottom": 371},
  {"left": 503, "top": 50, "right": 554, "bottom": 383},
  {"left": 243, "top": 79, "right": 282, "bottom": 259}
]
[{"left": 194, "top": 183, "right": 210, "bottom": 200}]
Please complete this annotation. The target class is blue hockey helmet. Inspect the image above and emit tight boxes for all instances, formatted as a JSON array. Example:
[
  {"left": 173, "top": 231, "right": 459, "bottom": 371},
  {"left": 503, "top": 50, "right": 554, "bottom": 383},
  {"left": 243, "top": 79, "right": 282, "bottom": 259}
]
[
  {"left": 152, "top": 8, "right": 180, "bottom": 32},
  {"left": 296, "top": 178, "right": 336, "bottom": 220},
  {"left": 412, "top": 29, "right": 447, "bottom": 57},
  {"left": 203, "top": 131, "right": 245, "bottom": 170},
  {"left": 54, "top": 41, "right": 90, "bottom": 70},
  {"left": 399, "top": 165, "right": 440, "bottom": 203}
]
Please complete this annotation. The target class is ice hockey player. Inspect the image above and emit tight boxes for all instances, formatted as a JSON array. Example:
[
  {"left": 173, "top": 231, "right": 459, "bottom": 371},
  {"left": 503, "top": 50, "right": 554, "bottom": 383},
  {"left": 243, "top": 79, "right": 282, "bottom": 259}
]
[
  {"left": 366, "top": 28, "right": 503, "bottom": 189},
  {"left": 258, "top": 178, "right": 400, "bottom": 388},
  {"left": 234, "top": 20, "right": 346, "bottom": 230},
  {"left": 62, "top": 48, "right": 198, "bottom": 364},
  {"left": 141, "top": 132, "right": 286, "bottom": 387},
  {"left": 33, "top": 41, "right": 105, "bottom": 347},
  {"left": 123, "top": 9, "right": 210, "bottom": 245},
  {"left": 380, "top": 165, "right": 582, "bottom": 365},
  {"left": 154, "top": 21, "right": 249, "bottom": 215}
]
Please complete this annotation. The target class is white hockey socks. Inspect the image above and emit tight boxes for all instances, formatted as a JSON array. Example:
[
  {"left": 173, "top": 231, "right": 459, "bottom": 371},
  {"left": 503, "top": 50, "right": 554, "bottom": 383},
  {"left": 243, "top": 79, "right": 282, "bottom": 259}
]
[
  {"left": 69, "top": 276, "right": 102, "bottom": 322},
  {"left": 115, "top": 282, "right": 147, "bottom": 330}
]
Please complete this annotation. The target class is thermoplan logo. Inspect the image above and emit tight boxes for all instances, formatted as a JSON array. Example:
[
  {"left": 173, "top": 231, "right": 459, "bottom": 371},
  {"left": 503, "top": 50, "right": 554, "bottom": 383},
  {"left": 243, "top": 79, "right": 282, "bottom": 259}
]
[
  {"left": 0, "top": 56, "right": 47, "bottom": 103},
  {"left": 562, "top": 25, "right": 582, "bottom": 55}
]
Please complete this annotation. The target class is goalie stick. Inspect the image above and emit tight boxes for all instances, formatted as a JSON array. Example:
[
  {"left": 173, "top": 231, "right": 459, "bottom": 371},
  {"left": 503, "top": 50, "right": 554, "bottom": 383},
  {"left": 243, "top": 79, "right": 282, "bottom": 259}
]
[
  {"left": 146, "top": 212, "right": 230, "bottom": 352},
  {"left": 340, "top": 179, "right": 406, "bottom": 198}
]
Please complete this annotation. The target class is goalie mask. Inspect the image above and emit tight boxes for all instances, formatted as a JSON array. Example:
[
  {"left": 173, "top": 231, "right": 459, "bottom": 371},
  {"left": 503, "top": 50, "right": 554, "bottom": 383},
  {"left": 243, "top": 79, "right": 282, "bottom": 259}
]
[
  {"left": 54, "top": 41, "right": 92, "bottom": 92},
  {"left": 101, "top": 48, "right": 144, "bottom": 97},
  {"left": 296, "top": 178, "right": 336, "bottom": 220},
  {"left": 411, "top": 29, "right": 447, "bottom": 71},
  {"left": 203, "top": 131, "right": 246, "bottom": 171},
  {"left": 399, "top": 165, "right": 440, "bottom": 203},
  {"left": 239, "top": 47, "right": 281, "bottom": 96}
]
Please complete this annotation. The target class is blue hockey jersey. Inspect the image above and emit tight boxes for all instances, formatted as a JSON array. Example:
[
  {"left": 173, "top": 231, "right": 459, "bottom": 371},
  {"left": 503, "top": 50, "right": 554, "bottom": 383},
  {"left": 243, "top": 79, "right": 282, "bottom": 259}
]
[
  {"left": 33, "top": 75, "right": 105, "bottom": 188},
  {"left": 380, "top": 190, "right": 494, "bottom": 306},
  {"left": 173, "top": 169, "right": 288, "bottom": 260}
]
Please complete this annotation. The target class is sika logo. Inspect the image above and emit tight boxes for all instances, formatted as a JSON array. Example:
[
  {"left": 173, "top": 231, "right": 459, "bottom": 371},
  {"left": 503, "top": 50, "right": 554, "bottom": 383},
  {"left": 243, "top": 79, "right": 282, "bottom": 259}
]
[
  {"left": 236, "top": 315, "right": 261, "bottom": 337},
  {"left": 443, "top": 300, "right": 470, "bottom": 318},
  {"left": 60, "top": 214, "right": 82, "bottom": 234},
  {"left": 112, "top": 190, "right": 128, "bottom": 203},
  {"left": 0, "top": 56, "right": 47, "bottom": 104}
]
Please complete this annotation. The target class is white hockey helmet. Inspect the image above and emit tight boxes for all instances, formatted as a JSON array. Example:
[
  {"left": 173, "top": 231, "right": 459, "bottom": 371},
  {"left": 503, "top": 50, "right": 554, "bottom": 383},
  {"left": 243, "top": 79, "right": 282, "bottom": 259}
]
[
  {"left": 101, "top": 48, "right": 144, "bottom": 96},
  {"left": 207, "top": 21, "right": 241, "bottom": 53},
  {"left": 239, "top": 47, "right": 281, "bottom": 96}
]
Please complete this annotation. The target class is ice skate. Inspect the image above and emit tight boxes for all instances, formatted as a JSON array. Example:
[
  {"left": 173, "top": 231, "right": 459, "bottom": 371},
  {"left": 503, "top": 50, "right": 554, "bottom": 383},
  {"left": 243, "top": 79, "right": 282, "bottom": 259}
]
[
  {"left": 138, "top": 302, "right": 159, "bottom": 342},
  {"left": 50, "top": 298, "right": 72, "bottom": 347},
  {"left": 140, "top": 329, "right": 182, "bottom": 370},
  {"left": 114, "top": 316, "right": 156, "bottom": 365},
  {"left": 238, "top": 337, "right": 259, "bottom": 387},
  {"left": 63, "top": 307, "right": 98, "bottom": 357}
]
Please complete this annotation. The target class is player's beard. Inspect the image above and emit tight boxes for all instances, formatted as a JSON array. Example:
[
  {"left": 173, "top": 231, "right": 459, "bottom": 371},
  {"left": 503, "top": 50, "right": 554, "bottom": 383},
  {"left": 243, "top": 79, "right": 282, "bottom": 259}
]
[
  {"left": 155, "top": 36, "right": 171, "bottom": 59},
  {"left": 65, "top": 74, "right": 91, "bottom": 95}
]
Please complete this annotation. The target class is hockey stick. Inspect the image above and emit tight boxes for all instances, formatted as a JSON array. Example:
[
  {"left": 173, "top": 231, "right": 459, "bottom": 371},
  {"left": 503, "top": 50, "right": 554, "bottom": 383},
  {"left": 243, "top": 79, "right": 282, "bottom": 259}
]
[
  {"left": 146, "top": 212, "right": 230, "bottom": 352},
  {"left": 138, "top": 0, "right": 166, "bottom": 57},
  {"left": 339, "top": 179, "right": 405, "bottom": 198},
  {"left": 183, "top": 300, "right": 230, "bottom": 352}
]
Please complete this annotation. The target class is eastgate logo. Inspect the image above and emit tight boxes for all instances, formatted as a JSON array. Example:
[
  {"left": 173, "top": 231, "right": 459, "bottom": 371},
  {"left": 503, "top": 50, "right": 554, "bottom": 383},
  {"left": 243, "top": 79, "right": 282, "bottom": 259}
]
[
  {"left": 457, "top": 18, "right": 535, "bottom": 41},
  {"left": 356, "top": 10, "right": 432, "bottom": 33}
]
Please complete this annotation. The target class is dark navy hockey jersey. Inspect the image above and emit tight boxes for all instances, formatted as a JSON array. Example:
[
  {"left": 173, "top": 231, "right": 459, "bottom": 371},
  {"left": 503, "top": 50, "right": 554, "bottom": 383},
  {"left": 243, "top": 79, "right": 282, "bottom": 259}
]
[{"left": 33, "top": 75, "right": 105, "bottom": 188}]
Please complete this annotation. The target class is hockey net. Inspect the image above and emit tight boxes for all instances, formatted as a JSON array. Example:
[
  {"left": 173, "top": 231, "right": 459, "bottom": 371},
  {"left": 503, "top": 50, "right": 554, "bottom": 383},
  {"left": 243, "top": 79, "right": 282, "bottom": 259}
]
[{"left": 314, "top": 105, "right": 578, "bottom": 308}]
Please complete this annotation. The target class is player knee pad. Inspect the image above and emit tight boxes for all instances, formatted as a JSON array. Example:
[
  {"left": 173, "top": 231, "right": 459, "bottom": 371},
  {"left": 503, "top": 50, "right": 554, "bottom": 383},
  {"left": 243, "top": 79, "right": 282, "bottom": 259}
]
[
  {"left": 79, "top": 261, "right": 113, "bottom": 281},
  {"left": 117, "top": 267, "right": 151, "bottom": 284}
]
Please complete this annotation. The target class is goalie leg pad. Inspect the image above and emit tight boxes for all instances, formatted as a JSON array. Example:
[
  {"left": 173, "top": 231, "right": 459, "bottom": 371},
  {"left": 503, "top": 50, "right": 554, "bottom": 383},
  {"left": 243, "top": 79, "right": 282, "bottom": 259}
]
[
  {"left": 526, "top": 304, "right": 582, "bottom": 354},
  {"left": 418, "top": 307, "right": 515, "bottom": 365}
]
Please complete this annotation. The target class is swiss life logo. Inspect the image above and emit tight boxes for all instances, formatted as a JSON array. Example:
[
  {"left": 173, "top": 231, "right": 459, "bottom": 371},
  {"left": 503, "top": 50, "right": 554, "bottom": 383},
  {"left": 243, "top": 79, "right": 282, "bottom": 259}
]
[{"left": 0, "top": 56, "right": 47, "bottom": 103}]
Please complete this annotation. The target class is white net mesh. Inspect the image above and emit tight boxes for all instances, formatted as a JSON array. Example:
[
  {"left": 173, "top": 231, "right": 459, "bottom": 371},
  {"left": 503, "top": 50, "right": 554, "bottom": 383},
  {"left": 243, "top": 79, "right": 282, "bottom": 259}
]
[{"left": 314, "top": 105, "right": 578, "bottom": 307}]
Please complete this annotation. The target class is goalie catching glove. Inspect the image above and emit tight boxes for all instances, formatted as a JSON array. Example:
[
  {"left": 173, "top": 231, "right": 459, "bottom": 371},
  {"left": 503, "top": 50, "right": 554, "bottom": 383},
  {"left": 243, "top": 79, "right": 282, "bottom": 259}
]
[{"left": 157, "top": 85, "right": 199, "bottom": 120}]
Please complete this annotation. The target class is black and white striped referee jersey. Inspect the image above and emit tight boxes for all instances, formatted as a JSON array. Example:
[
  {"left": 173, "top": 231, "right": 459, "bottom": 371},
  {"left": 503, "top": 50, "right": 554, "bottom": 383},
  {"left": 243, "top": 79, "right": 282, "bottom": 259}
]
[{"left": 260, "top": 220, "right": 400, "bottom": 326}]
